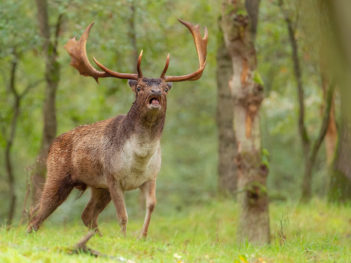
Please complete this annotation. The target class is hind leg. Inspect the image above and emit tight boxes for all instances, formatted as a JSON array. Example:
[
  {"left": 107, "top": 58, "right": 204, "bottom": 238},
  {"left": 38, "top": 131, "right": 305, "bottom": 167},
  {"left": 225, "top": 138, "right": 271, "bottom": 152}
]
[
  {"left": 81, "top": 188, "right": 111, "bottom": 233},
  {"left": 27, "top": 175, "right": 74, "bottom": 232}
]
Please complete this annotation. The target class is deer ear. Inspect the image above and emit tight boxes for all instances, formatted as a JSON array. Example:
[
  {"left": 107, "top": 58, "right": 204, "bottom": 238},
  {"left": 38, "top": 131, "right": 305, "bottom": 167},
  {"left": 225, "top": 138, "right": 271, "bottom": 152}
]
[
  {"left": 166, "top": 82, "right": 172, "bottom": 90},
  {"left": 128, "top": 79, "right": 138, "bottom": 91}
]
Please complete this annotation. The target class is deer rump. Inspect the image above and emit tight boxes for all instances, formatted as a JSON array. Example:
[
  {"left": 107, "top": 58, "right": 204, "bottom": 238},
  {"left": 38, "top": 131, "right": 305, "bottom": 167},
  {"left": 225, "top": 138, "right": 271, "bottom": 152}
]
[{"left": 27, "top": 19, "right": 208, "bottom": 238}]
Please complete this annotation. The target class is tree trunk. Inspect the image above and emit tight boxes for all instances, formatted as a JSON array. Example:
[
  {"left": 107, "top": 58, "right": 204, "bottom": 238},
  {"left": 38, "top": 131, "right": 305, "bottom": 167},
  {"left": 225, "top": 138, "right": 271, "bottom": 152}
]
[
  {"left": 216, "top": 21, "right": 237, "bottom": 195},
  {"left": 326, "top": 0, "right": 351, "bottom": 202},
  {"left": 5, "top": 53, "right": 19, "bottom": 226},
  {"left": 328, "top": 90, "right": 351, "bottom": 202},
  {"left": 127, "top": 0, "right": 138, "bottom": 67},
  {"left": 300, "top": 159, "right": 313, "bottom": 201},
  {"left": 300, "top": 85, "right": 333, "bottom": 202},
  {"left": 31, "top": 0, "right": 61, "bottom": 205},
  {"left": 279, "top": 0, "right": 310, "bottom": 157},
  {"left": 328, "top": 123, "right": 351, "bottom": 201},
  {"left": 221, "top": 0, "right": 270, "bottom": 245},
  {"left": 321, "top": 75, "right": 337, "bottom": 166},
  {"left": 279, "top": 0, "right": 332, "bottom": 202}
]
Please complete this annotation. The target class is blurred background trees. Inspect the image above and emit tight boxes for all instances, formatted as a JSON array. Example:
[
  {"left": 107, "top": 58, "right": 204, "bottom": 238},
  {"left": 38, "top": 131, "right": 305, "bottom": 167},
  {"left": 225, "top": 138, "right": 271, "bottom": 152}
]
[{"left": 1, "top": 0, "right": 351, "bottom": 244}]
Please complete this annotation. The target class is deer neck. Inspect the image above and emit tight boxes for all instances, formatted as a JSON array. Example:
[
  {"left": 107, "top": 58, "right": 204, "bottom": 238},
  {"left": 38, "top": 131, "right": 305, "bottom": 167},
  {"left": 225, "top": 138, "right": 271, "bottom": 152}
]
[{"left": 124, "top": 101, "right": 166, "bottom": 142}]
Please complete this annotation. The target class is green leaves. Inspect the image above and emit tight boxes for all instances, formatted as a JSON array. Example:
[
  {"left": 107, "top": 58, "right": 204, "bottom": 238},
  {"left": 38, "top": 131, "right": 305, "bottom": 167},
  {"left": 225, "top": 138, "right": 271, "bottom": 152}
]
[{"left": 253, "top": 70, "right": 264, "bottom": 86}]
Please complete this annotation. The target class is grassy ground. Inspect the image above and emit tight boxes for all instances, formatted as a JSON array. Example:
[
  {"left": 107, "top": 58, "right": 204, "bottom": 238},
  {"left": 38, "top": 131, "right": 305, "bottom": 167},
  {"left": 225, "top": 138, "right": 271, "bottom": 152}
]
[{"left": 0, "top": 200, "right": 350, "bottom": 262}]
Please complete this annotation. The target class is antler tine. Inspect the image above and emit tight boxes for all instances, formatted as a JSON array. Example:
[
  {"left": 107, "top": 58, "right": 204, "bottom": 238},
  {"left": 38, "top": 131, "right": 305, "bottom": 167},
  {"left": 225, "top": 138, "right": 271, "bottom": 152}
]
[
  {"left": 160, "top": 53, "right": 170, "bottom": 79},
  {"left": 65, "top": 22, "right": 139, "bottom": 82},
  {"left": 162, "top": 19, "right": 208, "bottom": 82},
  {"left": 137, "top": 50, "right": 143, "bottom": 78}
]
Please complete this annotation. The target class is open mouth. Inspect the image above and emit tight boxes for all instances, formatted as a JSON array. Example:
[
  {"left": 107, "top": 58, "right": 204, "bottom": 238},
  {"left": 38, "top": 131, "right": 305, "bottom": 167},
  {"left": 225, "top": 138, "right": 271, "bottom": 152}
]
[{"left": 148, "top": 97, "right": 161, "bottom": 108}]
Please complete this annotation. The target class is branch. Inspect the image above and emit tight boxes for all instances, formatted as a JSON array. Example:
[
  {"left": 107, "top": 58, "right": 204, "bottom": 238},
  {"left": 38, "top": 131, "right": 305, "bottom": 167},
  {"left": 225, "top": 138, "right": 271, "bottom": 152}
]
[
  {"left": 53, "top": 13, "right": 64, "bottom": 55},
  {"left": 35, "top": 0, "right": 50, "bottom": 52},
  {"left": 19, "top": 79, "right": 44, "bottom": 99},
  {"left": 279, "top": 0, "right": 310, "bottom": 154},
  {"left": 245, "top": 0, "right": 261, "bottom": 38},
  {"left": 309, "top": 85, "right": 334, "bottom": 164},
  {"left": 7, "top": 48, "right": 19, "bottom": 100},
  {"left": 5, "top": 52, "right": 20, "bottom": 226}
]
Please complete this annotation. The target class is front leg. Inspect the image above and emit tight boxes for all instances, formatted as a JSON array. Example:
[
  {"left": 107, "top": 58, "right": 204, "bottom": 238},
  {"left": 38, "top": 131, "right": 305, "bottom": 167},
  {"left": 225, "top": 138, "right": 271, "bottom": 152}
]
[
  {"left": 108, "top": 179, "right": 128, "bottom": 236},
  {"left": 139, "top": 179, "right": 157, "bottom": 238}
]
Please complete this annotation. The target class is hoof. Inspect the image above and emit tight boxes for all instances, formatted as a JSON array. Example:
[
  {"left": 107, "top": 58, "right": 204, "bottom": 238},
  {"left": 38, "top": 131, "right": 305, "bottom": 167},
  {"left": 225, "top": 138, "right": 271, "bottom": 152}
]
[
  {"left": 94, "top": 228, "right": 103, "bottom": 237},
  {"left": 138, "top": 231, "right": 147, "bottom": 240},
  {"left": 26, "top": 225, "right": 38, "bottom": 233}
]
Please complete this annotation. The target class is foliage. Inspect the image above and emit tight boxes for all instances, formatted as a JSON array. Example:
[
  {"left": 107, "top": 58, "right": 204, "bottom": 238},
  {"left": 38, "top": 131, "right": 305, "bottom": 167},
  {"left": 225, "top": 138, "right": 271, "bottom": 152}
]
[{"left": 0, "top": 0, "right": 335, "bottom": 223}]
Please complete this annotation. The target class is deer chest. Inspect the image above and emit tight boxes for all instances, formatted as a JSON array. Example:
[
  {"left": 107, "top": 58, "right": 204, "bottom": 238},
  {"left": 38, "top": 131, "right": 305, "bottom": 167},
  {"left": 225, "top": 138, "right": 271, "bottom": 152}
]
[{"left": 111, "top": 136, "right": 161, "bottom": 190}]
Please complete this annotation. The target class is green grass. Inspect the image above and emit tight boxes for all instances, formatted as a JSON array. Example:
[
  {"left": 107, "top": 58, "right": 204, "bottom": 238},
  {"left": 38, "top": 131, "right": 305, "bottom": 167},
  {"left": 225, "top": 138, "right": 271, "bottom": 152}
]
[{"left": 1, "top": 200, "right": 351, "bottom": 262}]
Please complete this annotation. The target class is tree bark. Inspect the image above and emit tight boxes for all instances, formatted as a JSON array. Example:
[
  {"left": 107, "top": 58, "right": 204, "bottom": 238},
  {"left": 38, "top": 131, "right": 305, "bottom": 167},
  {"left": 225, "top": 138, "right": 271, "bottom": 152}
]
[
  {"left": 31, "top": 0, "right": 62, "bottom": 205},
  {"left": 320, "top": 70, "right": 338, "bottom": 166},
  {"left": 5, "top": 52, "right": 19, "bottom": 226},
  {"left": 216, "top": 21, "right": 237, "bottom": 195},
  {"left": 323, "top": 92, "right": 337, "bottom": 166},
  {"left": 328, "top": 86, "right": 351, "bottom": 202},
  {"left": 221, "top": 0, "right": 270, "bottom": 245},
  {"left": 328, "top": 116, "right": 351, "bottom": 202}
]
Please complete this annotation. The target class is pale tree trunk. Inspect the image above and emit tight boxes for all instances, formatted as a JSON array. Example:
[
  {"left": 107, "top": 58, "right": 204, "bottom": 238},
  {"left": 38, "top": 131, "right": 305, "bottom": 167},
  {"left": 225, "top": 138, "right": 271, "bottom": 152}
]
[
  {"left": 216, "top": 22, "right": 237, "bottom": 195},
  {"left": 221, "top": 0, "right": 270, "bottom": 245},
  {"left": 31, "top": 0, "right": 62, "bottom": 205}
]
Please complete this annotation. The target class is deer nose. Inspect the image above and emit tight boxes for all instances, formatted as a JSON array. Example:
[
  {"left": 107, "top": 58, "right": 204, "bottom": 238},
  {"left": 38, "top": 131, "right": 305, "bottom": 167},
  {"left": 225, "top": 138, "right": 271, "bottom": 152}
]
[{"left": 151, "top": 89, "right": 161, "bottom": 95}]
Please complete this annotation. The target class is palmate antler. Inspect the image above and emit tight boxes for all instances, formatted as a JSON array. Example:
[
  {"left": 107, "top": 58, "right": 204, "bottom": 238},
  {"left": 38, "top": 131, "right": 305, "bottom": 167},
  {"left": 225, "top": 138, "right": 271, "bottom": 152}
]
[
  {"left": 64, "top": 19, "right": 208, "bottom": 82},
  {"left": 161, "top": 19, "right": 208, "bottom": 82},
  {"left": 64, "top": 22, "right": 142, "bottom": 82}
]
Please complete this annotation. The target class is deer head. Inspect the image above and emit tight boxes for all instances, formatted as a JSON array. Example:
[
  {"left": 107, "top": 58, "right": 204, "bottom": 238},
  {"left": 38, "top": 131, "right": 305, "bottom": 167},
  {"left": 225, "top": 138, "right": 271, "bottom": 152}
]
[{"left": 64, "top": 19, "right": 208, "bottom": 119}]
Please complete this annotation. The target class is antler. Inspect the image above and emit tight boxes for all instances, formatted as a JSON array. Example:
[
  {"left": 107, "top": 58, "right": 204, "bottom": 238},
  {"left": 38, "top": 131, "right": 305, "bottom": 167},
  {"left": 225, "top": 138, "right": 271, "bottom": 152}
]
[
  {"left": 161, "top": 19, "right": 208, "bottom": 82},
  {"left": 64, "top": 22, "right": 142, "bottom": 82}
]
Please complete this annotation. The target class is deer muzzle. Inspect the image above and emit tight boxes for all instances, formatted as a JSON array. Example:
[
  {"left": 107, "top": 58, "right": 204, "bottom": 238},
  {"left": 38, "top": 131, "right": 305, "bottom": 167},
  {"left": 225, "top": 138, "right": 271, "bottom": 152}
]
[{"left": 148, "top": 94, "right": 161, "bottom": 109}]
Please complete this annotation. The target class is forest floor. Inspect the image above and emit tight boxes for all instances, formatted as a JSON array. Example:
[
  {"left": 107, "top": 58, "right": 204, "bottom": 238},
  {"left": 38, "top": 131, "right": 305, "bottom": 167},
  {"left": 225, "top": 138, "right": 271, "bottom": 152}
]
[{"left": 0, "top": 200, "right": 350, "bottom": 262}]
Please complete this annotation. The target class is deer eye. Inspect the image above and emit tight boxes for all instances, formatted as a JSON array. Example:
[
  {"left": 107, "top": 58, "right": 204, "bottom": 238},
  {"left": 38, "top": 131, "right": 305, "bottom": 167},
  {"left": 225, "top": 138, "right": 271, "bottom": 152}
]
[
  {"left": 164, "top": 87, "right": 168, "bottom": 92},
  {"left": 136, "top": 87, "right": 141, "bottom": 92}
]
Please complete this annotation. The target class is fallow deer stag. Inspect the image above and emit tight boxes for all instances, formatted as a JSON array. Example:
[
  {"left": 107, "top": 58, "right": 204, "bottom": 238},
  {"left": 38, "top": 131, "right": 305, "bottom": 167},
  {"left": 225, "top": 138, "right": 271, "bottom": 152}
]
[{"left": 27, "top": 19, "right": 208, "bottom": 238}]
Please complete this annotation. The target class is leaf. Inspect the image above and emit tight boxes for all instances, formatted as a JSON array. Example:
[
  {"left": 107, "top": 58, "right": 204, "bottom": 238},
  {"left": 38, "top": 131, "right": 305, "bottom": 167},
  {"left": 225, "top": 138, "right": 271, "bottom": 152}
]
[{"left": 253, "top": 71, "right": 264, "bottom": 86}]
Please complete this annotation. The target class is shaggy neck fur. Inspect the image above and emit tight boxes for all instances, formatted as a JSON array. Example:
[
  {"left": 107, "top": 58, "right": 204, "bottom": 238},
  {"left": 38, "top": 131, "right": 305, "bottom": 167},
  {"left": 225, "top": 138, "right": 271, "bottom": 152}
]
[
  {"left": 106, "top": 96, "right": 167, "bottom": 150},
  {"left": 125, "top": 100, "right": 166, "bottom": 140}
]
